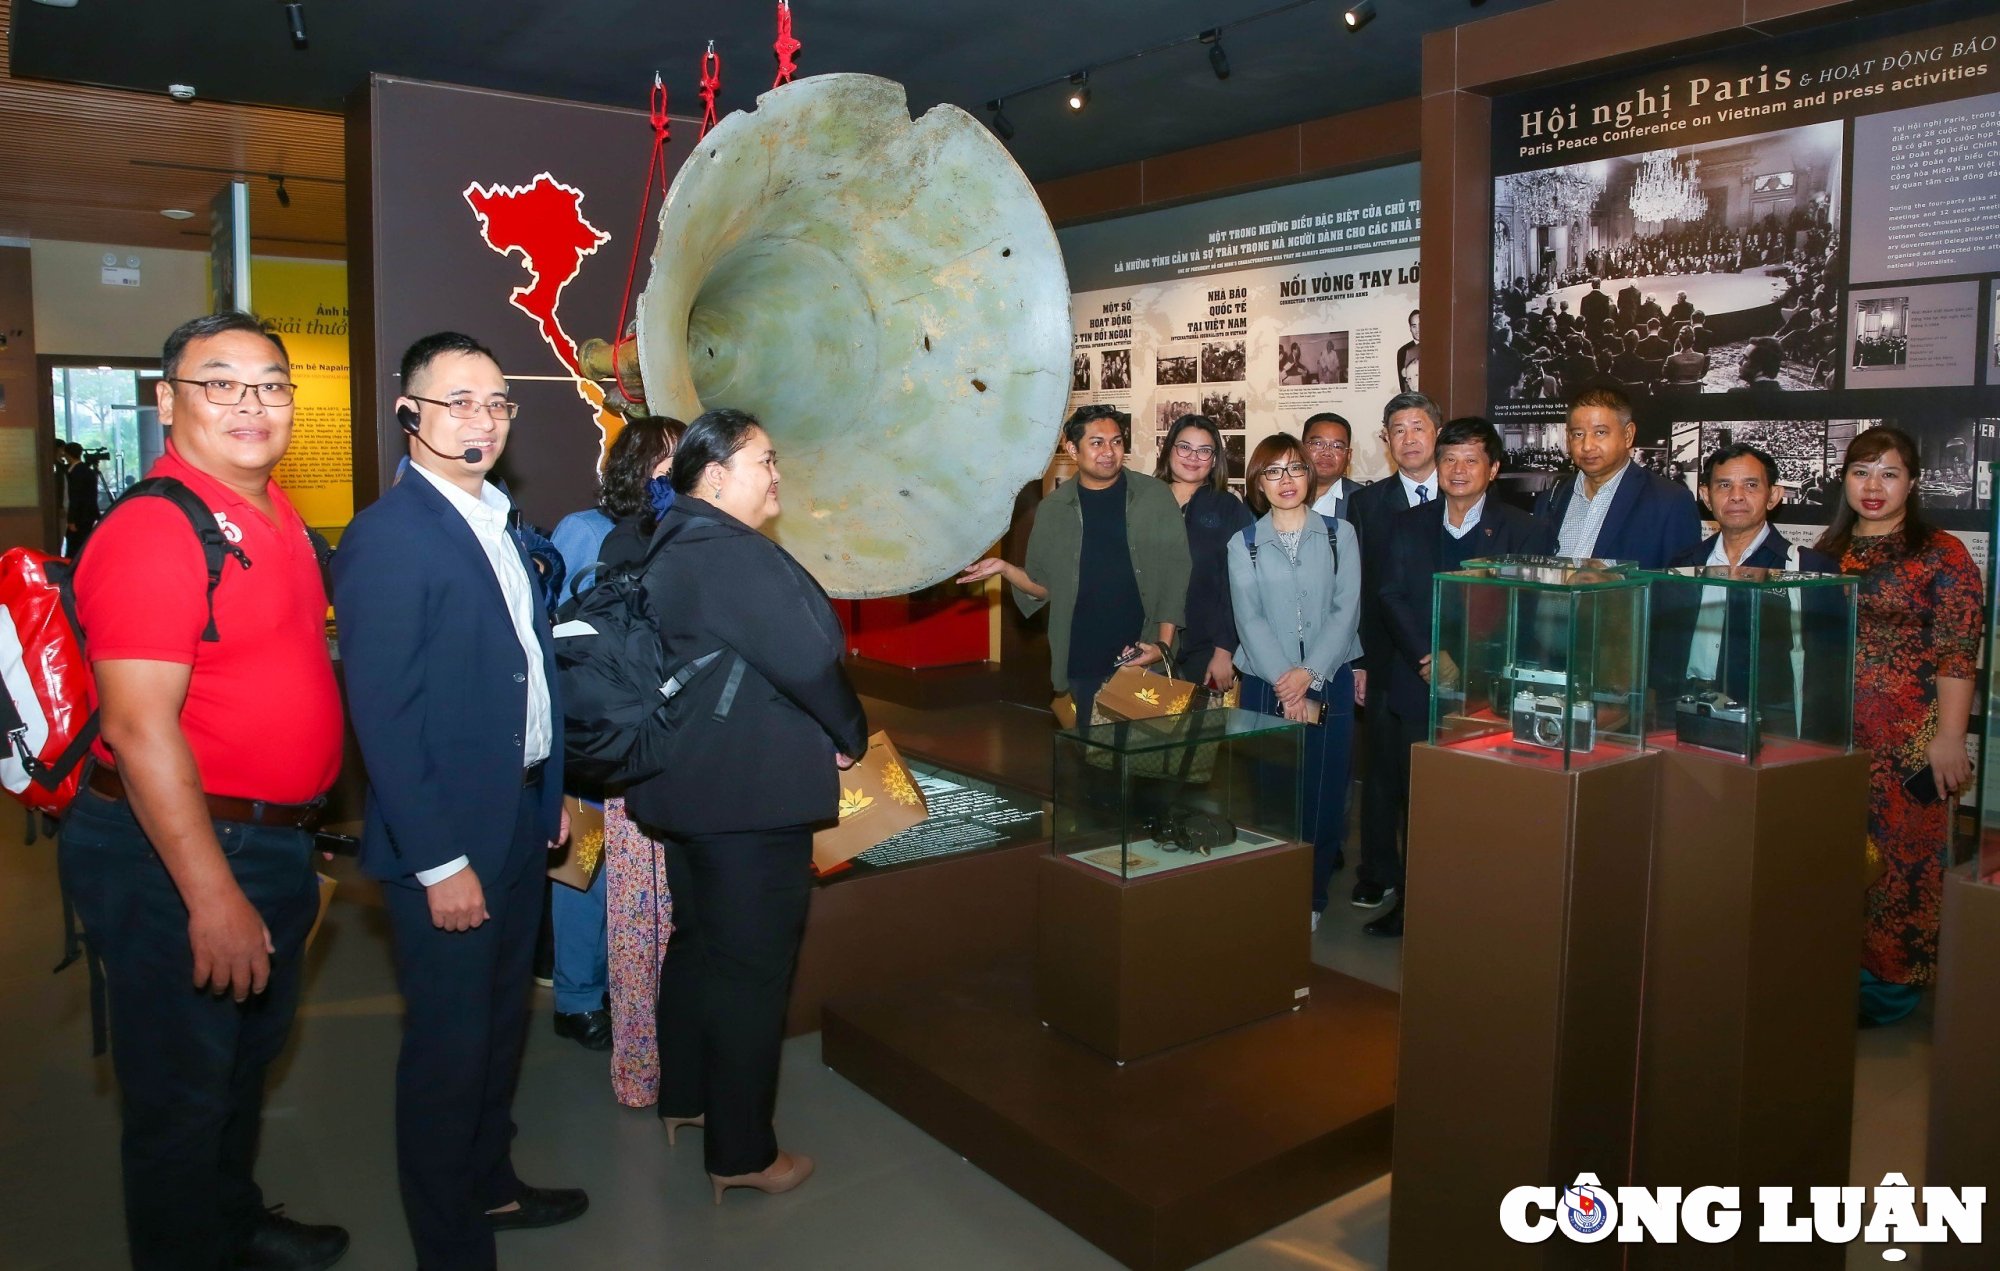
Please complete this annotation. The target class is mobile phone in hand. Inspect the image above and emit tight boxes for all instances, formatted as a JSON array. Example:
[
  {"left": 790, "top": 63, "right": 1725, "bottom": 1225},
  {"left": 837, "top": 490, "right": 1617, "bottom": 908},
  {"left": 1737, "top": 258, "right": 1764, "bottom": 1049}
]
[{"left": 1903, "top": 765, "right": 1943, "bottom": 806}]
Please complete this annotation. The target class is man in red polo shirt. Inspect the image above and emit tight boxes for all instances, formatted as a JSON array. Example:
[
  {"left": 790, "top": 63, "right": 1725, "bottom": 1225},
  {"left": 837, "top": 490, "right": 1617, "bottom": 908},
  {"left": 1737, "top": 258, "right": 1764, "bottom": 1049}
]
[{"left": 61, "top": 312, "right": 348, "bottom": 1271}]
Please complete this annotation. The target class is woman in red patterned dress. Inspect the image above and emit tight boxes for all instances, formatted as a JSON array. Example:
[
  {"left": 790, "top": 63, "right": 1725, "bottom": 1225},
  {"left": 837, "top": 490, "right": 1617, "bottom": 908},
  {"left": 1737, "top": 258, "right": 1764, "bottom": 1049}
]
[{"left": 1815, "top": 427, "right": 1981, "bottom": 1027}]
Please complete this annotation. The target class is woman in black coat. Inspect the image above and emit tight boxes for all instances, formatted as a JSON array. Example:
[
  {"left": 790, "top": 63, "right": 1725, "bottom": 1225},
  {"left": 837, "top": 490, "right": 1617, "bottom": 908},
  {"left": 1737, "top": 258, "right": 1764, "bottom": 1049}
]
[
  {"left": 622, "top": 408, "right": 868, "bottom": 1203},
  {"left": 1153, "top": 413, "right": 1254, "bottom": 688}
]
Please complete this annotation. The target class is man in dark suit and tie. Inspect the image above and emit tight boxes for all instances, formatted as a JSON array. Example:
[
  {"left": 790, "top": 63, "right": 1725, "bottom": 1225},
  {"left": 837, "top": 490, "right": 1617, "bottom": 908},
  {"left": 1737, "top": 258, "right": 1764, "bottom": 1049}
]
[
  {"left": 1579, "top": 279, "right": 1612, "bottom": 331},
  {"left": 1305, "top": 411, "right": 1359, "bottom": 522},
  {"left": 1349, "top": 392, "right": 1441, "bottom": 914},
  {"left": 1615, "top": 282, "right": 1641, "bottom": 330},
  {"left": 1655, "top": 443, "right": 1841, "bottom": 746},
  {"left": 1531, "top": 382, "right": 1701, "bottom": 568},
  {"left": 333, "top": 332, "right": 587, "bottom": 1270},
  {"left": 1371, "top": 416, "right": 1541, "bottom": 936}
]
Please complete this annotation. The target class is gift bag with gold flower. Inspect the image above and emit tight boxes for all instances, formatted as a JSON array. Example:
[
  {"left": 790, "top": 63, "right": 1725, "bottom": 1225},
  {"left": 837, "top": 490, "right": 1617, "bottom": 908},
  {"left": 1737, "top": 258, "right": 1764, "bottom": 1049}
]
[
  {"left": 548, "top": 796, "right": 607, "bottom": 891},
  {"left": 812, "top": 731, "right": 930, "bottom": 874},
  {"left": 1086, "top": 654, "right": 1228, "bottom": 783}
]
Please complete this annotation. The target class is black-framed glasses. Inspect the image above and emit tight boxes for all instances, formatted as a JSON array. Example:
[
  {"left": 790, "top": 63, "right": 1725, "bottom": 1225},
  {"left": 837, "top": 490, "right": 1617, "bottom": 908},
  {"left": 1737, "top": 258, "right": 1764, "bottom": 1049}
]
[
  {"left": 1172, "top": 440, "right": 1217, "bottom": 461},
  {"left": 165, "top": 378, "right": 297, "bottom": 407},
  {"left": 1258, "top": 462, "right": 1309, "bottom": 481},
  {"left": 409, "top": 393, "right": 520, "bottom": 420}
]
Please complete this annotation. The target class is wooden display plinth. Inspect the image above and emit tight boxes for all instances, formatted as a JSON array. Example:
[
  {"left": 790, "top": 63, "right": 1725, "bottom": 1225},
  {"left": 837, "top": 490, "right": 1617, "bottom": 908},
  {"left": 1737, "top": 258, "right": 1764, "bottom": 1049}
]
[
  {"left": 1631, "top": 745, "right": 1867, "bottom": 1269},
  {"left": 1392, "top": 744, "right": 1658, "bottom": 1269},
  {"left": 1925, "top": 863, "right": 2000, "bottom": 1271},
  {"left": 1035, "top": 842, "right": 1312, "bottom": 1063},
  {"left": 790, "top": 837, "right": 1045, "bottom": 1035},
  {"left": 822, "top": 960, "right": 1398, "bottom": 1271}
]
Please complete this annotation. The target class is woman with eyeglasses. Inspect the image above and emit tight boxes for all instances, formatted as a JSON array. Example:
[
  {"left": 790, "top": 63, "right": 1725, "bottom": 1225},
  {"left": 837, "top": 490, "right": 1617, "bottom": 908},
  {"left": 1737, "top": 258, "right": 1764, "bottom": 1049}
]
[
  {"left": 1227, "top": 433, "right": 1363, "bottom": 931},
  {"left": 1153, "top": 414, "right": 1253, "bottom": 690}
]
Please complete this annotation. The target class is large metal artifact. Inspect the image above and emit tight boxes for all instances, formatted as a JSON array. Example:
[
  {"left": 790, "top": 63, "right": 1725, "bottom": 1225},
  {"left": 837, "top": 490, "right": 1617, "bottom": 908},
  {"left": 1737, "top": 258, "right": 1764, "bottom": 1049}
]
[{"left": 583, "top": 73, "right": 1071, "bottom": 599}]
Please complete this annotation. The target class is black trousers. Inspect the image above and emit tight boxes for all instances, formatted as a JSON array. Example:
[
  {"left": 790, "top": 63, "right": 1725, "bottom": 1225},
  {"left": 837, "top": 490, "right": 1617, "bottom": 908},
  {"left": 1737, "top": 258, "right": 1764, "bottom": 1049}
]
[
  {"left": 382, "top": 783, "right": 547, "bottom": 1271},
  {"left": 1355, "top": 703, "right": 1427, "bottom": 892},
  {"left": 655, "top": 825, "right": 815, "bottom": 1177},
  {"left": 58, "top": 786, "right": 319, "bottom": 1271}
]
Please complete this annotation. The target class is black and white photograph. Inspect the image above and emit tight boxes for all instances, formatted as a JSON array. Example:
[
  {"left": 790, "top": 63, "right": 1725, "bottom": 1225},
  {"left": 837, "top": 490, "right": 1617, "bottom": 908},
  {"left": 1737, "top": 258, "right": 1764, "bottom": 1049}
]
[
  {"left": 1202, "top": 391, "right": 1247, "bottom": 432},
  {"left": 1157, "top": 351, "right": 1199, "bottom": 385},
  {"left": 1223, "top": 432, "right": 1247, "bottom": 482},
  {"left": 1667, "top": 418, "right": 1875, "bottom": 515},
  {"left": 1851, "top": 296, "right": 1909, "bottom": 370},
  {"left": 1100, "top": 347, "right": 1131, "bottom": 390},
  {"left": 1155, "top": 398, "right": 1198, "bottom": 434},
  {"left": 1491, "top": 119, "right": 1845, "bottom": 405},
  {"left": 1200, "top": 339, "right": 1246, "bottom": 383},
  {"left": 1904, "top": 417, "right": 1984, "bottom": 511},
  {"left": 1071, "top": 351, "right": 1091, "bottom": 391},
  {"left": 1277, "top": 331, "right": 1349, "bottom": 386},
  {"left": 1396, "top": 309, "right": 1420, "bottom": 393}
]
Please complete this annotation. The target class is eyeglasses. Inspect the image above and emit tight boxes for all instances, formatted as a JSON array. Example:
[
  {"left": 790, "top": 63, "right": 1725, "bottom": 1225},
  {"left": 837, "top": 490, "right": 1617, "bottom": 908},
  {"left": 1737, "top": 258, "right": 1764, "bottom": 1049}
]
[
  {"left": 1306, "top": 439, "right": 1349, "bottom": 453},
  {"left": 408, "top": 394, "right": 520, "bottom": 420},
  {"left": 1172, "top": 440, "right": 1217, "bottom": 461},
  {"left": 165, "top": 378, "right": 297, "bottom": 407},
  {"left": 1259, "top": 462, "right": 1310, "bottom": 482}
]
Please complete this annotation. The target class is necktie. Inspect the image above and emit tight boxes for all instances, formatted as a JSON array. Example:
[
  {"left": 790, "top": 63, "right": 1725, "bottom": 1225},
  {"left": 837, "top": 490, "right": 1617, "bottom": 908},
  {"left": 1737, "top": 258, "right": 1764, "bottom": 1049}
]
[{"left": 1415, "top": 485, "right": 1430, "bottom": 504}]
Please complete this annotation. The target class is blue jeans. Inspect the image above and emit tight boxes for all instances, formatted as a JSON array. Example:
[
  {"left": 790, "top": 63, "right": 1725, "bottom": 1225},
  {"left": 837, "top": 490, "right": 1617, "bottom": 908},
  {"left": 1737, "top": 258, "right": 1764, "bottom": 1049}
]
[
  {"left": 58, "top": 786, "right": 320, "bottom": 1271},
  {"left": 550, "top": 855, "right": 608, "bottom": 1014},
  {"left": 1242, "top": 665, "right": 1357, "bottom": 913}
]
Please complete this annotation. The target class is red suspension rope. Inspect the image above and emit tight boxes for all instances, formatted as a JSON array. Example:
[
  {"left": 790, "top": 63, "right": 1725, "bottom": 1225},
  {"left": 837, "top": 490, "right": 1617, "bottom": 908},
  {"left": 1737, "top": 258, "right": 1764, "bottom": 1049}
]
[
  {"left": 773, "top": 0, "right": 801, "bottom": 88},
  {"left": 699, "top": 41, "right": 722, "bottom": 138},
  {"left": 607, "top": 74, "right": 673, "bottom": 407}
]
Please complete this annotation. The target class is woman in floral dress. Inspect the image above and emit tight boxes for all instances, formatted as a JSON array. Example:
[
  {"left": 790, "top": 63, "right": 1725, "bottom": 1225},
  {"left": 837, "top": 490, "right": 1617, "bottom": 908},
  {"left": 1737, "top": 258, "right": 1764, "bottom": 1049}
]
[
  {"left": 1816, "top": 427, "right": 1981, "bottom": 1026},
  {"left": 553, "top": 417, "right": 684, "bottom": 1102}
]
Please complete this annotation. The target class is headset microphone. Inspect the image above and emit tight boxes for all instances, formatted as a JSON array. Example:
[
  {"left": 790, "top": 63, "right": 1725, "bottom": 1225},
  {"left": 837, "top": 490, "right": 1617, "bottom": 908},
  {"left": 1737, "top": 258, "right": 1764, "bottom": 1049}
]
[{"left": 398, "top": 402, "right": 486, "bottom": 465}]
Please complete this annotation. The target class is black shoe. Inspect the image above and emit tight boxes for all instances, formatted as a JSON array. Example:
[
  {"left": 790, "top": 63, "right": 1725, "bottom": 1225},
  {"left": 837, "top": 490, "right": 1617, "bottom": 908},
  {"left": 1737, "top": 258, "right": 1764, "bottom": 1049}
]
[
  {"left": 1363, "top": 901, "right": 1404, "bottom": 938},
  {"left": 1351, "top": 882, "right": 1395, "bottom": 909},
  {"left": 488, "top": 1184, "right": 589, "bottom": 1232},
  {"left": 233, "top": 1205, "right": 348, "bottom": 1271},
  {"left": 554, "top": 1008, "right": 613, "bottom": 1051}
]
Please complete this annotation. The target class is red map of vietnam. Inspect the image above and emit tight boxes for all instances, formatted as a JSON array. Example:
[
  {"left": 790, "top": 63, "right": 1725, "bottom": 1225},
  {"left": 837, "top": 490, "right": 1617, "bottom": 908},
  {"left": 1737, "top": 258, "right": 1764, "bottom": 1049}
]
[{"left": 463, "top": 174, "right": 609, "bottom": 372}]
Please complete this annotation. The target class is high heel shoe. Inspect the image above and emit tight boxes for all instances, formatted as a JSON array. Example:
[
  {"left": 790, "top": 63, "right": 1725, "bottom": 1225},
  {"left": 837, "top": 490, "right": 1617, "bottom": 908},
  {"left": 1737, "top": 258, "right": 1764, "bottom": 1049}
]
[
  {"left": 660, "top": 1114, "right": 705, "bottom": 1147},
  {"left": 709, "top": 1150, "right": 814, "bottom": 1205}
]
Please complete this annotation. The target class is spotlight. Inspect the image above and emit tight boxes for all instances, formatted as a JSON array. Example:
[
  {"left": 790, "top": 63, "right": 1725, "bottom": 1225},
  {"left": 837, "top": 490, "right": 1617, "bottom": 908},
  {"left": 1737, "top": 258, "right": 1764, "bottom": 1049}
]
[
  {"left": 985, "top": 98, "right": 1015, "bottom": 141},
  {"left": 284, "top": 2, "right": 308, "bottom": 49},
  {"left": 1202, "top": 30, "right": 1230, "bottom": 81},
  {"left": 1066, "top": 72, "right": 1090, "bottom": 112},
  {"left": 274, "top": 177, "right": 291, "bottom": 208},
  {"left": 1343, "top": 0, "right": 1376, "bottom": 31}
]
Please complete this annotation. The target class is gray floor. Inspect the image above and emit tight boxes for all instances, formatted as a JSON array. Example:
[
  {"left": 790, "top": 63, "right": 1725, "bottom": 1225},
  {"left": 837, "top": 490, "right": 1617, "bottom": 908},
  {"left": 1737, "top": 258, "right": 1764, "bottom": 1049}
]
[{"left": 0, "top": 797, "right": 1934, "bottom": 1269}]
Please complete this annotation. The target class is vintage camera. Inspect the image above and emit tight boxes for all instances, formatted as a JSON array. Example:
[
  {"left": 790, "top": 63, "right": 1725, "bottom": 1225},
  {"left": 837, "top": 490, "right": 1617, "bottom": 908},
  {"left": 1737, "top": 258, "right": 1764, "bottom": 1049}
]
[
  {"left": 1511, "top": 690, "right": 1595, "bottom": 752},
  {"left": 1676, "top": 690, "right": 1754, "bottom": 755}
]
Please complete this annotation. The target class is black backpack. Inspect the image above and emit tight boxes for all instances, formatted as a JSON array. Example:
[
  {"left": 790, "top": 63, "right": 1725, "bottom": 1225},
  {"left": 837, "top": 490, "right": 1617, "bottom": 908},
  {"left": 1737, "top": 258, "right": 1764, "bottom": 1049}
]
[{"left": 553, "top": 515, "right": 742, "bottom": 788}]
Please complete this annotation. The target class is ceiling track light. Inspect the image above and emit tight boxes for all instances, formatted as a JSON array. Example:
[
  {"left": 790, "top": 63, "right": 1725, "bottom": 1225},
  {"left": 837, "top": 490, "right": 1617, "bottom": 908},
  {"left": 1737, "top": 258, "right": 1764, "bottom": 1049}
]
[
  {"left": 1201, "top": 29, "right": 1231, "bottom": 81},
  {"left": 985, "top": 98, "right": 1016, "bottom": 141},
  {"left": 1066, "top": 72, "right": 1090, "bottom": 112},
  {"left": 1343, "top": 0, "right": 1376, "bottom": 31},
  {"left": 283, "top": 2, "right": 308, "bottom": 49},
  {"left": 273, "top": 176, "right": 291, "bottom": 208}
]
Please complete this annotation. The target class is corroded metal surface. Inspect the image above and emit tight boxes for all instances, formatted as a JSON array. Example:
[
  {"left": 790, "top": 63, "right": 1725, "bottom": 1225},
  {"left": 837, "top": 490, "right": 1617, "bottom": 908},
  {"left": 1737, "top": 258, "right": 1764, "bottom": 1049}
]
[{"left": 633, "top": 73, "right": 1071, "bottom": 598}]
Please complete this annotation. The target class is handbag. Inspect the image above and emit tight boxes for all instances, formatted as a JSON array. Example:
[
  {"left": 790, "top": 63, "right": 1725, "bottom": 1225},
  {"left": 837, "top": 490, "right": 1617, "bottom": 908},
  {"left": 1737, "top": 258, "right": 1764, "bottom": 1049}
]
[{"left": 1086, "top": 641, "right": 1230, "bottom": 783}]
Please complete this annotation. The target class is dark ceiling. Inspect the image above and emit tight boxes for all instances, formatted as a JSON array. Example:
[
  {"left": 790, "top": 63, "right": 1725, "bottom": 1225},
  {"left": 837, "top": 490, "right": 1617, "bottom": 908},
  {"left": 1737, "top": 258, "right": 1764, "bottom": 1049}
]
[{"left": 9, "top": 0, "right": 1548, "bottom": 183}]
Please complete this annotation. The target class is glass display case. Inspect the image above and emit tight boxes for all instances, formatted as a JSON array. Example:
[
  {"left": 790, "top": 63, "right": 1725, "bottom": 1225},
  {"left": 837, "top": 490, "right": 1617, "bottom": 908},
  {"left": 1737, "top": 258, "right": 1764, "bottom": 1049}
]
[
  {"left": 1052, "top": 708, "right": 1302, "bottom": 880},
  {"left": 1429, "top": 559, "right": 1650, "bottom": 769},
  {"left": 1645, "top": 566, "right": 1857, "bottom": 765}
]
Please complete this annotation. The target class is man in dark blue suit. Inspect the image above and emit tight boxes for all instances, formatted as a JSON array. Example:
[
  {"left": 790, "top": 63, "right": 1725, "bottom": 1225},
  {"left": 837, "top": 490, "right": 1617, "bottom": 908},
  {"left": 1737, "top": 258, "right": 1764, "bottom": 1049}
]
[
  {"left": 333, "top": 333, "right": 586, "bottom": 1270},
  {"left": 1368, "top": 417, "right": 1541, "bottom": 937},
  {"left": 1349, "top": 392, "right": 1441, "bottom": 914},
  {"left": 1655, "top": 443, "right": 1842, "bottom": 746},
  {"left": 1532, "top": 382, "right": 1700, "bottom": 568},
  {"left": 1304, "top": 411, "right": 1360, "bottom": 522}
]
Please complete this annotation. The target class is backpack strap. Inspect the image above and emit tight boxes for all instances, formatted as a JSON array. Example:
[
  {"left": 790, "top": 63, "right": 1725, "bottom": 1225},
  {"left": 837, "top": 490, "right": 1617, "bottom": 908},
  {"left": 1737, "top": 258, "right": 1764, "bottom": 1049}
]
[
  {"left": 1321, "top": 514, "right": 1341, "bottom": 573},
  {"left": 117, "top": 477, "right": 251, "bottom": 643},
  {"left": 1240, "top": 523, "right": 1258, "bottom": 566}
]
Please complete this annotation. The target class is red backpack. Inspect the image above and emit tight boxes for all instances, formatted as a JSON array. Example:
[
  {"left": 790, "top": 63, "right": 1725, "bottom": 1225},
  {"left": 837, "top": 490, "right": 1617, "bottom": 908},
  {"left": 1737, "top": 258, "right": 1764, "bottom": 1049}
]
[{"left": 1, "top": 477, "right": 247, "bottom": 820}]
